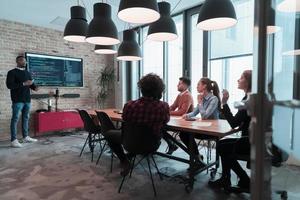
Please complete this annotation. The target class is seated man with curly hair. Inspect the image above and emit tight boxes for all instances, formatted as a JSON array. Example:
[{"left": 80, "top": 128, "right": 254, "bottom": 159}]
[{"left": 123, "top": 73, "right": 170, "bottom": 139}]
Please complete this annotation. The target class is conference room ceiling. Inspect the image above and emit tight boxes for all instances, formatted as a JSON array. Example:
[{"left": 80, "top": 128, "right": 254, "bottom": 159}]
[{"left": 0, "top": 0, "right": 203, "bottom": 32}]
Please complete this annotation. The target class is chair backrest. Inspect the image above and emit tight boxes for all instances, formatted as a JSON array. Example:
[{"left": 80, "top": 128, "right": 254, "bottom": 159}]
[
  {"left": 122, "top": 122, "right": 161, "bottom": 155},
  {"left": 78, "top": 109, "right": 99, "bottom": 133},
  {"left": 96, "top": 111, "right": 116, "bottom": 133}
]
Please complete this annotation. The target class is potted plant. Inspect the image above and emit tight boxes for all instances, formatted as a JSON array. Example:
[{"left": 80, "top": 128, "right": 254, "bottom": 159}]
[{"left": 96, "top": 66, "right": 115, "bottom": 108}]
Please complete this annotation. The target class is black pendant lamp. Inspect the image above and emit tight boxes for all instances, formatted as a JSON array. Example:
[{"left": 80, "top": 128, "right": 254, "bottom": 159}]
[
  {"left": 118, "top": 0, "right": 160, "bottom": 24},
  {"left": 86, "top": 3, "right": 120, "bottom": 45},
  {"left": 147, "top": 2, "right": 178, "bottom": 42},
  {"left": 277, "top": 0, "right": 300, "bottom": 12},
  {"left": 267, "top": 6, "right": 281, "bottom": 34},
  {"left": 197, "top": 0, "right": 237, "bottom": 31},
  {"left": 117, "top": 30, "right": 142, "bottom": 61},
  {"left": 64, "top": 6, "right": 88, "bottom": 43},
  {"left": 283, "top": 18, "right": 300, "bottom": 56},
  {"left": 94, "top": 45, "right": 117, "bottom": 54}
]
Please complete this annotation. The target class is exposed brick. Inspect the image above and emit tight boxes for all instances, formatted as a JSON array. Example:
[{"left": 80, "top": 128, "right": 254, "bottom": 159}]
[{"left": 0, "top": 19, "right": 115, "bottom": 141}]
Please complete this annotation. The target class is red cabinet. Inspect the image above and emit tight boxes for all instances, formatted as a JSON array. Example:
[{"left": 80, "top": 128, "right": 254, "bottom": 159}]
[{"left": 35, "top": 111, "right": 84, "bottom": 136}]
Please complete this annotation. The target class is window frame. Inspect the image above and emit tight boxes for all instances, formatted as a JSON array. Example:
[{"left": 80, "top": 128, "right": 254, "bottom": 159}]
[{"left": 127, "top": 0, "right": 254, "bottom": 104}]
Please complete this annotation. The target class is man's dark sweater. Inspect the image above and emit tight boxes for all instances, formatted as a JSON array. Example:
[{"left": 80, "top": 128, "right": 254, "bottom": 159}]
[{"left": 6, "top": 68, "right": 37, "bottom": 103}]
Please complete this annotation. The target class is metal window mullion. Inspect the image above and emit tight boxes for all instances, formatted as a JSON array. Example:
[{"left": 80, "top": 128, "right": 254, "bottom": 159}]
[{"left": 164, "top": 41, "right": 168, "bottom": 102}]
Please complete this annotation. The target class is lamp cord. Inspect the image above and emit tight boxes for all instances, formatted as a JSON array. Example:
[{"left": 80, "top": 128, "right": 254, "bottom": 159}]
[
  {"left": 171, "top": 0, "right": 183, "bottom": 14},
  {"left": 80, "top": 0, "right": 92, "bottom": 20}
]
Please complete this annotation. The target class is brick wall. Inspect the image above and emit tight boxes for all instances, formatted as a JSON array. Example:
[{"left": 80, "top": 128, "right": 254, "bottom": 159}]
[{"left": 0, "top": 19, "right": 115, "bottom": 141}]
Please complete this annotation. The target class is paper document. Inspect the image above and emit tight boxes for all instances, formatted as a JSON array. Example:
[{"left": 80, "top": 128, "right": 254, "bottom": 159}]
[
  {"left": 171, "top": 116, "right": 182, "bottom": 119},
  {"left": 192, "top": 122, "right": 212, "bottom": 127}
]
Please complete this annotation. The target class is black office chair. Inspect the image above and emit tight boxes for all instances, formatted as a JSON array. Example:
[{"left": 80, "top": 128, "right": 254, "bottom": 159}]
[
  {"left": 78, "top": 109, "right": 104, "bottom": 162},
  {"left": 95, "top": 111, "right": 119, "bottom": 172},
  {"left": 228, "top": 149, "right": 288, "bottom": 200},
  {"left": 118, "top": 122, "right": 163, "bottom": 196}
]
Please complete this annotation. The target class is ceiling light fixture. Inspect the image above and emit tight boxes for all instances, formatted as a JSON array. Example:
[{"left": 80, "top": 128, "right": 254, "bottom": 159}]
[
  {"left": 283, "top": 18, "right": 300, "bottom": 56},
  {"left": 147, "top": 1, "right": 178, "bottom": 41},
  {"left": 197, "top": 0, "right": 237, "bottom": 31},
  {"left": 118, "top": 0, "right": 160, "bottom": 24},
  {"left": 117, "top": 30, "right": 142, "bottom": 61},
  {"left": 86, "top": 3, "right": 120, "bottom": 45},
  {"left": 64, "top": 6, "right": 88, "bottom": 43},
  {"left": 94, "top": 45, "right": 117, "bottom": 54},
  {"left": 277, "top": 0, "right": 300, "bottom": 13},
  {"left": 267, "top": 6, "right": 281, "bottom": 34}
]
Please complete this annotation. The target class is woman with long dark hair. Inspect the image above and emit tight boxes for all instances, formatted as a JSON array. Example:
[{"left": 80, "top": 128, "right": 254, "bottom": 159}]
[
  {"left": 180, "top": 77, "right": 221, "bottom": 162},
  {"left": 208, "top": 70, "right": 252, "bottom": 192}
]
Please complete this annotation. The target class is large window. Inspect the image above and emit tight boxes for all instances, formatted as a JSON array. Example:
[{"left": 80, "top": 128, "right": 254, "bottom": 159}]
[
  {"left": 166, "top": 15, "right": 183, "bottom": 104},
  {"left": 210, "top": 0, "right": 254, "bottom": 59},
  {"left": 272, "top": 4, "right": 298, "bottom": 101},
  {"left": 190, "top": 14, "right": 204, "bottom": 104},
  {"left": 141, "top": 27, "right": 164, "bottom": 78},
  {"left": 138, "top": 15, "right": 183, "bottom": 103},
  {"left": 128, "top": 0, "right": 254, "bottom": 111},
  {"left": 209, "top": 0, "right": 254, "bottom": 112},
  {"left": 210, "top": 56, "right": 253, "bottom": 110}
]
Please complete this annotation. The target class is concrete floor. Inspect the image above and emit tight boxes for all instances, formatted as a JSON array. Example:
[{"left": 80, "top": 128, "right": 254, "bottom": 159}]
[{"left": 0, "top": 132, "right": 298, "bottom": 200}]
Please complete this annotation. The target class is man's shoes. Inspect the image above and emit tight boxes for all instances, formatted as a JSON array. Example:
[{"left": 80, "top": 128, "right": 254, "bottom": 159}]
[
  {"left": 237, "top": 178, "right": 250, "bottom": 188},
  {"left": 23, "top": 136, "right": 38, "bottom": 143},
  {"left": 226, "top": 185, "right": 250, "bottom": 193},
  {"left": 208, "top": 177, "right": 231, "bottom": 189},
  {"left": 11, "top": 139, "right": 22, "bottom": 148},
  {"left": 166, "top": 144, "right": 178, "bottom": 155},
  {"left": 225, "top": 178, "right": 250, "bottom": 193}
]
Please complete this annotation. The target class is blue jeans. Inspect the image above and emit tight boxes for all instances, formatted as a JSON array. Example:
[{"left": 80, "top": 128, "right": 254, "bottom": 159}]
[{"left": 10, "top": 102, "right": 31, "bottom": 141}]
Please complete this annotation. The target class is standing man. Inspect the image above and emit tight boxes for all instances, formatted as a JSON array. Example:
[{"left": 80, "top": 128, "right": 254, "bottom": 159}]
[{"left": 6, "top": 55, "right": 38, "bottom": 148}]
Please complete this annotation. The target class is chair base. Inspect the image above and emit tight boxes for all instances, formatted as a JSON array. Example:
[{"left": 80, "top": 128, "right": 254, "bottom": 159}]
[{"left": 118, "top": 155, "right": 162, "bottom": 196}]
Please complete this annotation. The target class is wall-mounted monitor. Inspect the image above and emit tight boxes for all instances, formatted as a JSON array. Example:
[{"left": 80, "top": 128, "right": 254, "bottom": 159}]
[{"left": 25, "top": 52, "right": 83, "bottom": 87}]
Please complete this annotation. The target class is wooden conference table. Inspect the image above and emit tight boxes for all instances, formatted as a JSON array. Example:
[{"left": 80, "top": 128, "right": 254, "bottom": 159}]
[{"left": 89, "top": 108, "right": 238, "bottom": 192}]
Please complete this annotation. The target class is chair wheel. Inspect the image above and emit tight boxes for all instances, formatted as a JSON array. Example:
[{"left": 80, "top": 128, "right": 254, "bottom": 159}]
[
  {"left": 210, "top": 168, "right": 217, "bottom": 179},
  {"left": 280, "top": 191, "right": 288, "bottom": 199}
]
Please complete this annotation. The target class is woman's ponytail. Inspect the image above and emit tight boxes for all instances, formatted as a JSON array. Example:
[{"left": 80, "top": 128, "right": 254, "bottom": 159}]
[{"left": 211, "top": 81, "right": 221, "bottom": 110}]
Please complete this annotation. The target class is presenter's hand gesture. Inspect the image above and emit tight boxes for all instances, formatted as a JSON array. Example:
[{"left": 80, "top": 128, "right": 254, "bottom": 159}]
[
  {"left": 33, "top": 86, "right": 39, "bottom": 92},
  {"left": 23, "top": 80, "right": 33, "bottom": 86}
]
